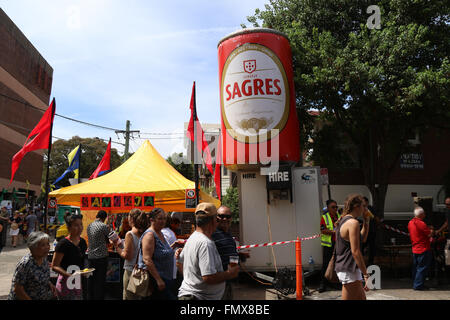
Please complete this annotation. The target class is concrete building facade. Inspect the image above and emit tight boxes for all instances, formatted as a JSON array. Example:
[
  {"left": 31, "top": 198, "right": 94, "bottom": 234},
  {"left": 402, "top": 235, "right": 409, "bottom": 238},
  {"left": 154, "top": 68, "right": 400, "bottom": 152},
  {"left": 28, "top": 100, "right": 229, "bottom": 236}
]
[{"left": 0, "top": 8, "right": 53, "bottom": 196}]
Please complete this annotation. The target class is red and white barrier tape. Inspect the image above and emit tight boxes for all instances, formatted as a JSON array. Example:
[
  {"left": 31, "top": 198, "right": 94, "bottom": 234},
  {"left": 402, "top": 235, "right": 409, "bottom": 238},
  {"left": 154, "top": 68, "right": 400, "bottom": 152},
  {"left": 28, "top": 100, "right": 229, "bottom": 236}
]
[
  {"left": 236, "top": 234, "right": 320, "bottom": 250},
  {"left": 383, "top": 224, "right": 410, "bottom": 236}
]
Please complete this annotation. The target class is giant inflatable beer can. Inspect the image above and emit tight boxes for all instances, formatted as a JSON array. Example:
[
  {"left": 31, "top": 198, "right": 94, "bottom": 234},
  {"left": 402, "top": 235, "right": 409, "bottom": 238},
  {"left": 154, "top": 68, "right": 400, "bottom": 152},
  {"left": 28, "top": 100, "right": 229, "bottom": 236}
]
[{"left": 218, "top": 28, "right": 300, "bottom": 171}]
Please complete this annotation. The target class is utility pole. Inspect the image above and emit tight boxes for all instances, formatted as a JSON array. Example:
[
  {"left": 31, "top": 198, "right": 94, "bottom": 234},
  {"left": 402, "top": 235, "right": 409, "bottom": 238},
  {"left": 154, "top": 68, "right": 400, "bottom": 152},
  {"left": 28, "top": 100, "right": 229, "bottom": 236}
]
[{"left": 115, "top": 120, "right": 139, "bottom": 161}]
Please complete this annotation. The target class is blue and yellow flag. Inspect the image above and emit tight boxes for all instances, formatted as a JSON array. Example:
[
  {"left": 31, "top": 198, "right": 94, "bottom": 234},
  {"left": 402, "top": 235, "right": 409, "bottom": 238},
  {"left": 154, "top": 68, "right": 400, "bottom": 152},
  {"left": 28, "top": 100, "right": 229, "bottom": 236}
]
[
  {"left": 53, "top": 145, "right": 81, "bottom": 187},
  {"left": 67, "top": 145, "right": 80, "bottom": 179}
]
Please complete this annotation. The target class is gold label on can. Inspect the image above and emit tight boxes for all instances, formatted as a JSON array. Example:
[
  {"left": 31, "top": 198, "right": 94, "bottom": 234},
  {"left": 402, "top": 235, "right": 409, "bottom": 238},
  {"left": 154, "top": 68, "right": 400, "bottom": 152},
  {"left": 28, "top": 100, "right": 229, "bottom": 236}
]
[{"left": 221, "top": 43, "right": 290, "bottom": 143}]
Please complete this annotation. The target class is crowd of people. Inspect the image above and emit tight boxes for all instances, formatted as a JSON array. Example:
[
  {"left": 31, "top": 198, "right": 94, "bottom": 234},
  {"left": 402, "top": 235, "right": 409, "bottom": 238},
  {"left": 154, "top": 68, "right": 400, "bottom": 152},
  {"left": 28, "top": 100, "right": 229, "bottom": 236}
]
[
  {"left": 0, "top": 206, "right": 41, "bottom": 250},
  {"left": 7, "top": 203, "right": 247, "bottom": 300},
  {"left": 5, "top": 195, "right": 450, "bottom": 300}
]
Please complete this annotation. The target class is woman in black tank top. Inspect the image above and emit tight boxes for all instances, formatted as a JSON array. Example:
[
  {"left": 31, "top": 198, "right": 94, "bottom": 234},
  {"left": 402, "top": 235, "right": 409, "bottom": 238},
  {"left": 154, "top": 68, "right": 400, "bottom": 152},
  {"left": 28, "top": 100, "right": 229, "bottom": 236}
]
[{"left": 335, "top": 194, "right": 370, "bottom": 300}]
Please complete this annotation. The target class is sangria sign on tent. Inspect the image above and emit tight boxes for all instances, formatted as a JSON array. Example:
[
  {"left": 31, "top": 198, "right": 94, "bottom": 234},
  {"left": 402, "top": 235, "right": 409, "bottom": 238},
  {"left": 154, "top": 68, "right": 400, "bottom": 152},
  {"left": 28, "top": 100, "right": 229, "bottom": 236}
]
[{"left": 80, "top": 193, "right": 155, "bottom": 211}]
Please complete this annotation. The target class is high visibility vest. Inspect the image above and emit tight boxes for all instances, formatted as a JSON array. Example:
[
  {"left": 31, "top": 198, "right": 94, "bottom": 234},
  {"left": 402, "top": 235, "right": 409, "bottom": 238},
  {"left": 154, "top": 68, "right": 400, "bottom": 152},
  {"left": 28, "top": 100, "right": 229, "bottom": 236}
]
[{"left": 321, "top": 212, "right": 341, "bottom": 247}]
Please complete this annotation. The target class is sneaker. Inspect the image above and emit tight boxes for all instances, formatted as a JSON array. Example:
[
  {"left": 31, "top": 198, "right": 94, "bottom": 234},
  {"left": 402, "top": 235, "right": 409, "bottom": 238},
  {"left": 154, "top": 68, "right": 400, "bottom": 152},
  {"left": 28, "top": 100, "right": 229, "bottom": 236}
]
[
  {"left": 413, "top": 286, "right": 429, "bottom": 291},
  {"left": 318, "top": 285, "right": 327, "bottom": 293}
]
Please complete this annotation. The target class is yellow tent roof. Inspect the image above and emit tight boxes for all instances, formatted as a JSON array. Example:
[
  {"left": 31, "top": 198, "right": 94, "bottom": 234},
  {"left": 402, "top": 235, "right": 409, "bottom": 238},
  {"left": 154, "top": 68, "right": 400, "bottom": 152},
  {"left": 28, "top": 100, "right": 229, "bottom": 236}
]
[{"left": 49, "top": 140, "right": 220, "bottom": 212}]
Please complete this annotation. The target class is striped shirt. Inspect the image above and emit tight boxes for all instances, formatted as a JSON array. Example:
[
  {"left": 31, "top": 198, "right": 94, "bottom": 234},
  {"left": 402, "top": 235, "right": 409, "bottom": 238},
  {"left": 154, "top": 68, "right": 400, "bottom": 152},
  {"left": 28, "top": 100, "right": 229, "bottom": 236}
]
[
  {"left": 87, "top": 220, "right": 110, "bottom": 259},
  {"left": 212, "top": 228, "right": 238, "bottom": 271}
]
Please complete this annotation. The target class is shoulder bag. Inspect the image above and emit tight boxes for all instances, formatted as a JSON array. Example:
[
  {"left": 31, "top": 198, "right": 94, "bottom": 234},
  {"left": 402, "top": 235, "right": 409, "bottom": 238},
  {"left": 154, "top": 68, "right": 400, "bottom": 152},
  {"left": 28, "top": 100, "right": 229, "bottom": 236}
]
[
  {"left": 325, "top": 219, "right": 341, "bottom": 284},
  {"left": 126, "top": 233, "right": 154, "bottom": 297},
  {"left": 324, "top": 247, "right": 339, "bottom": 283}
]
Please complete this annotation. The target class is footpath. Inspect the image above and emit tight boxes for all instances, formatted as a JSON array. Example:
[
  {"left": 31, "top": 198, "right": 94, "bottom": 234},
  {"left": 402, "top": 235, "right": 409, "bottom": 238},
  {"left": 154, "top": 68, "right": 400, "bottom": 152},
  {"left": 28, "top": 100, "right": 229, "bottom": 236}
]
[{"left": 1, "top": 231, "right": 449, "bottom": 300}]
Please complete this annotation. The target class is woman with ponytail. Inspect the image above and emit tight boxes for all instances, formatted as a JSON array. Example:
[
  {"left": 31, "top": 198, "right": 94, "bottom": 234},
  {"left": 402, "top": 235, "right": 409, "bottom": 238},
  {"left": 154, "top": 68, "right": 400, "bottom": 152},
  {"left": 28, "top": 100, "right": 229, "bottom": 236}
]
[
  {"left": 114, "top": 209, "right": 150, "bottom": 300},
  {"left": 334, "top": 194, "right": 371, "bottom": 300}
]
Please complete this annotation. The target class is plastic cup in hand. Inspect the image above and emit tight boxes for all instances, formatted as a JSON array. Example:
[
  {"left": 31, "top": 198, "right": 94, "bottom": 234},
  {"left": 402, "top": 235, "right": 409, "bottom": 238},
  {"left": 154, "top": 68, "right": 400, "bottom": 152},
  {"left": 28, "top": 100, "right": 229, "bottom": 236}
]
[
  {"left": 229, "top": 255, "right": 239, "bottom": 267},
  {"left": 108, "top": 231, "right": 119, "bottom": 243}
]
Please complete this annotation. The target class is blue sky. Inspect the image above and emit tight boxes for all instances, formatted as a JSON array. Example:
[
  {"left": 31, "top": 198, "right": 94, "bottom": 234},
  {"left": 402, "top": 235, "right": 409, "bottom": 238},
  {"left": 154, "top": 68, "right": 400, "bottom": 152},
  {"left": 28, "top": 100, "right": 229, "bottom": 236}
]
[{"left": 1, "top": 0, "right": 268, "bottom": 157}]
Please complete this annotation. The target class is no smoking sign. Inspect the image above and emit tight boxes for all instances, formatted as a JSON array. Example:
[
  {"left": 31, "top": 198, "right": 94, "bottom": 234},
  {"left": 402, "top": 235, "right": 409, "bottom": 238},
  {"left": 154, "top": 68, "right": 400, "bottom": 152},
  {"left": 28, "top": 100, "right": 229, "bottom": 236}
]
[
  {"left": 48, "top": 198, "right": 57, "bottom": 208},
  {"left": 185, "top": 189, "right": 196, "bottom": 208}
]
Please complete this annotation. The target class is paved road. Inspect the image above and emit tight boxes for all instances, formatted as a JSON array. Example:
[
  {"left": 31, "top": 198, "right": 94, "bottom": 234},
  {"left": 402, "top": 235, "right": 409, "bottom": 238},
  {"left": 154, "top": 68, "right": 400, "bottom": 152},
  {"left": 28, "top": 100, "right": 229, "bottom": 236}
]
[
  {"left": 0, "top": 240, "right": 29, "bottom": 299},
  {"left": 1, "top": 233, "right": 449, "bottom": 300}
]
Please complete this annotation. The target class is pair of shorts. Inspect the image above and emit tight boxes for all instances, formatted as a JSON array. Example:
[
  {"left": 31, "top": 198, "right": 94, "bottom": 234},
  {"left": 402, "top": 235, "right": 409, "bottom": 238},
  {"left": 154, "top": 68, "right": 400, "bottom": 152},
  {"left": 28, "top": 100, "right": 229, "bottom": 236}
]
[{"left": 337, "top": 268, "right": 363, "bottom": 284}]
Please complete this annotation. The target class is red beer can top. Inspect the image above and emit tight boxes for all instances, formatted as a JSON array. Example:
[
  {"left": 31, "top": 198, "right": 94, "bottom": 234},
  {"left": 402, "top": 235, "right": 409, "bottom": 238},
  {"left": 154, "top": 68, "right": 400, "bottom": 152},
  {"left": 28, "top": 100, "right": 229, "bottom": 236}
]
[{"left": 218, "top": 28, "right": 300, "bottom": 171}]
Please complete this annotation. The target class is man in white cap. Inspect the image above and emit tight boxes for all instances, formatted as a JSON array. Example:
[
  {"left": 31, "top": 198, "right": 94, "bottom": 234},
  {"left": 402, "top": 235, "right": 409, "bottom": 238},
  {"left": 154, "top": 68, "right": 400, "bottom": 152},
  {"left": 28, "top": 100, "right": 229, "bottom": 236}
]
[
  {"left": 407, "top": 206, "right": 434, "bottom": 290},
  {"left": 177, "top": 203, "right": 239, "bottom": 300}
]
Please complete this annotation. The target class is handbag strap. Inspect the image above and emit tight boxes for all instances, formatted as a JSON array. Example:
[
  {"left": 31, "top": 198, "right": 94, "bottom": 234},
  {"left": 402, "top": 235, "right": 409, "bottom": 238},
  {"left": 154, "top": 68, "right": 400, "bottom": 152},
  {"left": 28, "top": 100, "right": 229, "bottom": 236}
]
[
  {"left": 134, "top": 234, "right": 143, "bottom": 267},
  {"left": 134, "top": 229, "right": 155, "bottom": 267}
]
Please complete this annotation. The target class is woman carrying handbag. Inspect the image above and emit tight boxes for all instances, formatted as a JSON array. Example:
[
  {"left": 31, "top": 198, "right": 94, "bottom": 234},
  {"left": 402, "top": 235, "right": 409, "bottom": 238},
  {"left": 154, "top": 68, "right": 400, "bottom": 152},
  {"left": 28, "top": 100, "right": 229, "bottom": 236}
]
[
  {"left": 115, "top": 209, "right": 150, "bottom": 300},
  {"left": 334, "top": 194, "right": 371, "bottom": 300}
]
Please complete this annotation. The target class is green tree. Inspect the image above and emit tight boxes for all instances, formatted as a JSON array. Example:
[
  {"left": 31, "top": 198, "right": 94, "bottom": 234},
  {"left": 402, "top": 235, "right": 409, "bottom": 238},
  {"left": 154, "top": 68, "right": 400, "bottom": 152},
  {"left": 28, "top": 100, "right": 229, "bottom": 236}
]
[
  {"left": 166, "top": 153, "right": 194, "bottom": 181},
  {"left": 247, "top": 0, "right": 450, "bottom": 218},
  {"left": 221, "top": 187, "right": 240, "bottom": 223},
  {"left": 42, "top": 136, "right": 122, "bottom": 190}
]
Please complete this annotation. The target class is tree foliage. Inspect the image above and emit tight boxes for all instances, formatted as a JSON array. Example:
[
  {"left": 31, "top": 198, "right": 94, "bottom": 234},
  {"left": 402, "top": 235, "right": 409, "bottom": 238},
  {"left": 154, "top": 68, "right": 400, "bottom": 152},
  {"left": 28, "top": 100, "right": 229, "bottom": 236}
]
[
  {"left": 42, "top": 136, "right": 122, "bottom": 189},
  {"left": 166, "top": 153, "right": 194, "bottom": 181},
  {"left": 247, "top": 0, "right": 450, "bottom": 217},
  {"left": 221, "top": 186, "right": 240, "bottom": 223}
]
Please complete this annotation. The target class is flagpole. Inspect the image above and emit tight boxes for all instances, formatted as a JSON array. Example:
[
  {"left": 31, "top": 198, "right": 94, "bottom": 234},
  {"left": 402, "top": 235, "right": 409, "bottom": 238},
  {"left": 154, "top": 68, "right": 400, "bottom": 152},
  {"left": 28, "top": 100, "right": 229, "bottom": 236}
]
[
  {"left": 219, "top": 129, "right": 222, "bottom": 201},
  {"left": 43, "top": 98, "right": 56, "bottom": 232},
  {"left": 78, "top": 144, "right": 82, "bottom": 184},
  {"left": 193, "top": 81, "right": 200, "bottom": 206}
]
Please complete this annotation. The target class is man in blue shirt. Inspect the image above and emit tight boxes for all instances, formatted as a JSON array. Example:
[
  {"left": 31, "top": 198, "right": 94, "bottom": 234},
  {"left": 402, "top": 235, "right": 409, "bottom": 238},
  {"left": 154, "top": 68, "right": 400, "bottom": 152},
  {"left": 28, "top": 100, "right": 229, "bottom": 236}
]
[{"left": 212, "top": 205, "right": 250, "bottom": 299}]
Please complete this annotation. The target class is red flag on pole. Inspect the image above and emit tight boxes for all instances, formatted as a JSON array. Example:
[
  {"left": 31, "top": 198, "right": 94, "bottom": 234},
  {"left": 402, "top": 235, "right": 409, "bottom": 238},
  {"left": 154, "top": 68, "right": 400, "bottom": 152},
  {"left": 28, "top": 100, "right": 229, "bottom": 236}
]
[
  {"left": 186, "top": 82, "right": 214, "bottom": 176},
  {"left": 10, "top": 99, "right": 56, "bottom": 184},
  {"left": 89, "top": 138, "right": 111, "bottom": 180}
]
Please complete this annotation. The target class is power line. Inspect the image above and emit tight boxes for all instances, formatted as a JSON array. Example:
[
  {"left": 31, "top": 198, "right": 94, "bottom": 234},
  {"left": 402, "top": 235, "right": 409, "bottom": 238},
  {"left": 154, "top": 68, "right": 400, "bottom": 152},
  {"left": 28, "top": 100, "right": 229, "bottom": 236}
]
[
  {"left": 139, "top": 132, "right": 185, "bottom": 135},
  {"left": 140, "top": 131, "right": 219, "bottom": 135},
  {"left": 0, "top": 117, "right": 125, "bottom": 148},
  {"left": 0, "top": 92, "right": 120, "bottom": 132},
  {"left": 0, "top": 92, "right": 218, "bottom": 137},
  {"left": 134, "top": 136, "right": 185, "bottom": 140},
  {"left": 55, "top": 113, "right": 119, "bottom": 132}
]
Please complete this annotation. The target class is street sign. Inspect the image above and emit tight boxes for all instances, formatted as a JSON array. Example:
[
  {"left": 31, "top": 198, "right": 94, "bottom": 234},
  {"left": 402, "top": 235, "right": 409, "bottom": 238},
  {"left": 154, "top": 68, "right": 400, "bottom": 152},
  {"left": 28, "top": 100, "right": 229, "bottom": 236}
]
[
  {"left": 48, "top": 197, "right": 57, "bottom": 209},
  {"left": 400, "top": 153, "right": 424, "bottom": 169},
  {"left": 185, "top": 189, "right": 196, "bottom": 209}
]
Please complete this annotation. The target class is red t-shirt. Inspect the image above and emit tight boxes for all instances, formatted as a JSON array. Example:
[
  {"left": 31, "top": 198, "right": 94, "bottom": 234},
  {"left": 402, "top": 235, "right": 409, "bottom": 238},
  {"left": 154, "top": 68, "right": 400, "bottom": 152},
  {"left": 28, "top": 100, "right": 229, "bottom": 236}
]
[{"left": 408, "top": 217, "right": 431, "bottom": 254}]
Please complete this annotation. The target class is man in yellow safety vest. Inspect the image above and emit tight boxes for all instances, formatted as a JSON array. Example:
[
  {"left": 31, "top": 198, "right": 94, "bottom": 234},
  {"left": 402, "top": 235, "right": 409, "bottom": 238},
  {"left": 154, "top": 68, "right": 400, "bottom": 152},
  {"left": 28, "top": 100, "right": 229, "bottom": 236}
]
[{"left": 319, "top": 199, "right": 341, "bottom": 293}]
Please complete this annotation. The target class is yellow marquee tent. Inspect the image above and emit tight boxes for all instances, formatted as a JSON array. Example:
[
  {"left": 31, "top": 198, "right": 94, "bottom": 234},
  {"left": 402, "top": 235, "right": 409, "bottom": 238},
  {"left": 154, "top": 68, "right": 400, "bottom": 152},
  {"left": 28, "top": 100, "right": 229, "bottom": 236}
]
[{"left": 49, "top": 140, "right": 220, "bottom": 212}]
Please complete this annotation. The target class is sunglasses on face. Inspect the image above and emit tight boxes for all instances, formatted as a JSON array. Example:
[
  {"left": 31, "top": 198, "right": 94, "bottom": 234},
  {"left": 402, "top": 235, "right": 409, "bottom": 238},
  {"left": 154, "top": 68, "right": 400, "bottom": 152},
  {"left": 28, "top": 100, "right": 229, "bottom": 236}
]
[
  {"left": 330, "top": 206, "right": 338, "bottom": 209},
  {"left": 217, "top": 214, "right": 232, "bottom": 220}
]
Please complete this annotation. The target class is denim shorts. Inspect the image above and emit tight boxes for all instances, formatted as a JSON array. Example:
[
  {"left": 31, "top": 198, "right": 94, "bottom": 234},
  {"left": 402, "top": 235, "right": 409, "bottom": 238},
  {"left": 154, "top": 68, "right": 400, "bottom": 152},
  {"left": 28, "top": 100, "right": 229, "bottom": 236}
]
[{"left": 337, "top": 268, "right": 363, "bottom": 284}]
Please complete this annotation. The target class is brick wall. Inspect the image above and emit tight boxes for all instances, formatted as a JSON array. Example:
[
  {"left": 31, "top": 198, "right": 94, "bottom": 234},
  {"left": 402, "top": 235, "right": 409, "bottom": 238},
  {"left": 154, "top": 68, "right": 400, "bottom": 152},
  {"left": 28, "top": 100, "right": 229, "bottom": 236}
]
[
  {"left": 328, "top": 128, "right": 450, "bottom": 186},
  {"left": 0, "top": 8, "right": 53, "bottom": 190},
  {"left": 0, "top": 9, "right": 53, "bottom": 102}
]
